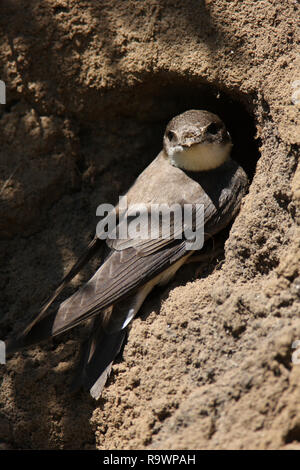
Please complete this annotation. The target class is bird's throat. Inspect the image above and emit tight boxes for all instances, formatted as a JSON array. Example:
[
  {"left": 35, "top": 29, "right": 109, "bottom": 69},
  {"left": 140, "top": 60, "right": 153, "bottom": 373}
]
[{"left": 169, "top": 142, "right": 232, "bottom": 172}]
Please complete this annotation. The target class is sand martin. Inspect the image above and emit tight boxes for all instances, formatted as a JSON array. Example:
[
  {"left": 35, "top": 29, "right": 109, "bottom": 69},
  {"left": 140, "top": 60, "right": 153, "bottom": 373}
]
[{"left": 6, "top": 110, "right": 248, "bottom": 399}]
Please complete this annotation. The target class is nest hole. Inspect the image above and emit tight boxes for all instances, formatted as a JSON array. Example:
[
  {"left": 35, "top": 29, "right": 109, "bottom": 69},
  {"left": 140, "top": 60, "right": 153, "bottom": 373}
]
[
  {"left": 132, "top": 76, "right": 260, "bottom": 180},
  {"left": 79, "top": 74, "right": 260, "bottom": 186}
]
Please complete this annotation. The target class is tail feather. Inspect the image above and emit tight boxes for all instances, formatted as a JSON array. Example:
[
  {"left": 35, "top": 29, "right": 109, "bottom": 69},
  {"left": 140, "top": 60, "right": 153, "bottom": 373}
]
[{"left": 71, "top": 314, "right": 127, "bottom": 399}]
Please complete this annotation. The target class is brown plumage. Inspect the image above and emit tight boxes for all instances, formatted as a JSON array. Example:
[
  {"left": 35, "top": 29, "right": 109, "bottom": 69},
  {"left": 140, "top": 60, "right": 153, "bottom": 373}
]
[{"left": 6, "top": 110, "right": 248, "bottom": 399}]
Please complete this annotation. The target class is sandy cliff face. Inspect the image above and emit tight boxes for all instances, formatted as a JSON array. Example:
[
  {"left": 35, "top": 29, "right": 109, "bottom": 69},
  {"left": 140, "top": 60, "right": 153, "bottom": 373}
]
[{"left": 0, "top": 0, "right": 299, "bottom": 449}]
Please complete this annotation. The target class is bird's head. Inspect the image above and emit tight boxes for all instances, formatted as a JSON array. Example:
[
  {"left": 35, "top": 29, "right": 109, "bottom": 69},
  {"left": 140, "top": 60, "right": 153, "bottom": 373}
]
[{"left": 163, "top": 110, "right": 232, "bottom": 172}]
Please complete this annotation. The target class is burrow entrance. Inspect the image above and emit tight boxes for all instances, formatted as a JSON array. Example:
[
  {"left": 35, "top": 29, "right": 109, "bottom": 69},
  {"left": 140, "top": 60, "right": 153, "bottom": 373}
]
[
  {"left": 129, "top": 76, "right": 260, "bottom": 180},
  {"left": 78, "top": 74, "right": 260, "bottom": 190}
]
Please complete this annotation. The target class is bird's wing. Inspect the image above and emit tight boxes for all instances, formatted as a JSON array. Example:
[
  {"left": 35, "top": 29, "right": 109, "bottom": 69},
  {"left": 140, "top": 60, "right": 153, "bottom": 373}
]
[{"left": 6, "top": 161, "right": 247, "bottom": 352}]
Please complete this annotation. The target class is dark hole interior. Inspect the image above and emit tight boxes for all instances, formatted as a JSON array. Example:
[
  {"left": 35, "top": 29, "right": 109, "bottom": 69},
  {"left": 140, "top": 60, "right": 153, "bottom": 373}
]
[{"left": 78, "top": 75, "right": 260, "bottom": 189}]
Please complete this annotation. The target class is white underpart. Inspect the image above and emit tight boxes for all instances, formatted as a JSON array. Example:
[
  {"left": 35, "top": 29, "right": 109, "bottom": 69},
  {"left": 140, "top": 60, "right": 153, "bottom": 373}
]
[
  {"left": 169, "top": 141, "right": 232, "bottom": 171},
  {"left": 121, "top": 255, "right": 190, "bottom": 329}
]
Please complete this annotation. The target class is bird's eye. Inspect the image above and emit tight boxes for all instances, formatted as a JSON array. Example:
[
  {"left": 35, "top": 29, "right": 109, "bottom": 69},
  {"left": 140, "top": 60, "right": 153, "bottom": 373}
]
[
  {"left": 206, "top": 123, "right": 219, "bottom": 135},
  {"left": 167, "top": 130, "right": 176, "bottom": 141}
]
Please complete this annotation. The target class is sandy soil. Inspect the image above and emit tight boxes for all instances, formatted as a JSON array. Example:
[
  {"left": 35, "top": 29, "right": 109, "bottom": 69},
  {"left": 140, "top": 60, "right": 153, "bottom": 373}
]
[{"left": 0, "top": 0, "right": 299, "bottom": 449}]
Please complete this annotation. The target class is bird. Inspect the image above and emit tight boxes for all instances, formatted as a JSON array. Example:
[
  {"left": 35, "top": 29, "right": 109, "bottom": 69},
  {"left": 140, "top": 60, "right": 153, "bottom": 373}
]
[{"left": 5, "top": 109, "right": 248, "bottom": 399}]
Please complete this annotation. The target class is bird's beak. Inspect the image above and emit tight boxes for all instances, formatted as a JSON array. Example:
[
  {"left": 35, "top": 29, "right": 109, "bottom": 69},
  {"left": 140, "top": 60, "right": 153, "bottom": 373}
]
[
  {"left": 181, "top": 127, "right": 206, "bottom": 148},
  {"left": 182, "top": 137, "right": 204, "bottom": 148},
  {"left": 184, "top": 141, "right": 194, "bottom": 148}
]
